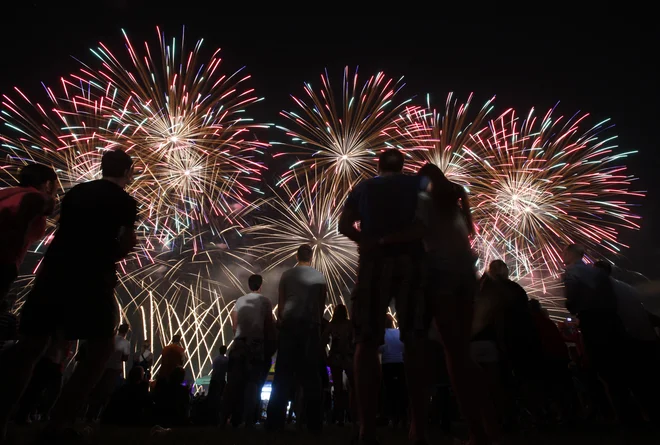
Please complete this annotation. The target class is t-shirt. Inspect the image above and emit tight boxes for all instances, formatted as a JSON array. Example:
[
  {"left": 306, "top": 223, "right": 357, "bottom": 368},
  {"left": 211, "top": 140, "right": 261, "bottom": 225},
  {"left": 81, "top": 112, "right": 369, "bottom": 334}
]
[
  {"left": 233, "top": 293, "right": 273, "bottom": 340},
  {"left": 379, "top": 328, "right": 404, "bottom": 364},
  {"left": 160, "top": 343, "right": 186, "bottom": 379},
  {"left": 279, "top": 266, "right": 326, "bottom": 325},
  {"left": 343, "top": 174, "right": 422, "bottom": 254},
  {"left": 42, "top": 179, "right": 137, "bottom": 281},
  {"left": 107, "top": 335, "right": 131, "bottom": 370},
  {"left": 211, "top": 355, "right": 229, "bottom": 382},
  {"left": 0, "top": 186, "right": 49, "bottom": 267}
]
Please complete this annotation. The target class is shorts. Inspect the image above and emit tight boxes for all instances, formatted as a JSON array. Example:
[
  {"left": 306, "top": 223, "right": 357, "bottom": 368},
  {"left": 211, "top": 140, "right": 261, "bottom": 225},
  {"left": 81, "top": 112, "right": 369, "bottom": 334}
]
[
  {"left": 228, "top": 338, "right": 265, "bottom": 381},
  {"left": 19, "top": 268, "right": 118, "bottom": 340},
  {"left": 351, "top": 252, "right": 428, "bottom": 344}
]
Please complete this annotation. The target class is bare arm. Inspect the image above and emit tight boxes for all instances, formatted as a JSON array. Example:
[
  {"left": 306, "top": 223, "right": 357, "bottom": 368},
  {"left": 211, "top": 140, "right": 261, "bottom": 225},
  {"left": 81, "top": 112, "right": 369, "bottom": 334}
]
[
  {"left": 231, "top": 310, "right": 238, "bottom": 335},
  {"left": 338, "top": 201, "right": 361, "bottom": 244}
]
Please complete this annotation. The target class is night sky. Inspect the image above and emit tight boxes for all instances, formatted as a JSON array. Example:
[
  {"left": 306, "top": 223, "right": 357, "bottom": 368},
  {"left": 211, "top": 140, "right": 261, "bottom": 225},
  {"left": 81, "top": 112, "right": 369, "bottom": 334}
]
[{"left": 1, "top": 6, "right": 658, "bottom": 278}]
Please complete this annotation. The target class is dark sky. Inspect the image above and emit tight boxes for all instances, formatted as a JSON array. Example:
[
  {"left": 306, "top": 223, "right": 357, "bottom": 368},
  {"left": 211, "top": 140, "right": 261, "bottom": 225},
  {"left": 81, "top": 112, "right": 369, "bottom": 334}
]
[{"left": 1, "top": 7, "right": 658, "bottom": 277}]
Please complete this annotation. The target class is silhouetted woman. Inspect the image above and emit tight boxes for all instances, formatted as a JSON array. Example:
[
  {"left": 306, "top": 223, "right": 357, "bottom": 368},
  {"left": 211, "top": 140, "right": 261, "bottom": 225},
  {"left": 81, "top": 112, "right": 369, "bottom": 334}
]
[
  {"left": 384, "top": 163, "right": 499, "bottom": 445},
  {"left": 322, "top": 304, "right": 354, "bottom": 424}
]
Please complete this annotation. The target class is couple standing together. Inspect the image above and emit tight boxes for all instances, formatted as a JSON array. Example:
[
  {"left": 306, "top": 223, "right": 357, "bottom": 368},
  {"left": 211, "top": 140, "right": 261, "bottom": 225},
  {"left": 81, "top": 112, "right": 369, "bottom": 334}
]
[{"left": 339, "top": 149, "right": 499, "bottom": 445}]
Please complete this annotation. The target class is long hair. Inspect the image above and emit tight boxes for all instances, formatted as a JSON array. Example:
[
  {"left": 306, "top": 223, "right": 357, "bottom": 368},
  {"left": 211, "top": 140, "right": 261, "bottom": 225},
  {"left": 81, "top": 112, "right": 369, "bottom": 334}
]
[
  {"left": 417, "top": 163, "right": 475, "bottom": 236},
  {"left": 331, "top": 304, "right": 348, "bottom": 323}
]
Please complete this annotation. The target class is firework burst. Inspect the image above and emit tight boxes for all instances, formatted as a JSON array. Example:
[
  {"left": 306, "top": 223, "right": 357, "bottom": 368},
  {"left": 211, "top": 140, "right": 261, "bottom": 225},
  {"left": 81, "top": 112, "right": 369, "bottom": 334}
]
[
  {"left": 276, "top": 66, "right": 411, "bottom": 196},
  {"left": 241, "top": 173, "right": 358, "bottom": 305},
  {"left": 385, "top": 93, "right": 495, "bottom": 185},
  {"left": 469, "top": 107, "right": 643, "bottom": 277},
  {"left": 1, "top": 27, "right": 267, "bottom": 252}
]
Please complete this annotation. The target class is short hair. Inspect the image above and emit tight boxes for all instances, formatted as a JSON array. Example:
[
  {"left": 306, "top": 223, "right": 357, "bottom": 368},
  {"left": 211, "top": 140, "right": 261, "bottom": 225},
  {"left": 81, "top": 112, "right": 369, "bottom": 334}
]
[
  {"left": 378, "top": 149, "right": 404, "bottom": 173},
  {"left": 248, "top": 274, "right": 263, "bottom": 291},
  {"left": 488, "top": 259, "right": 509, "bottom": 278},
  {"left": 565, "top": 244, "right": 585, "bottom": 259},
  {"left": 118, "top": 323, "right": 130, "bottom": 335},
  {"left": 101, "top": 149, "right": 133, "bottom": 178},
  {"left": 218, "top": 345, "right": 227, "bottom": 355},
  {"left": 172, "top": 334, "right": 182, "bottom": 344},
  {"left": 128, "top": 366, "right": 144, "bottom": 384},
  {"left": 594, "top": 260, "right": 612, "bottom": 276},
  {"left": 19, "top": 163, "right": 57, "bottom": 188},
  {"left": 297, "top": 244, "right": 313, "bottom": 263}
]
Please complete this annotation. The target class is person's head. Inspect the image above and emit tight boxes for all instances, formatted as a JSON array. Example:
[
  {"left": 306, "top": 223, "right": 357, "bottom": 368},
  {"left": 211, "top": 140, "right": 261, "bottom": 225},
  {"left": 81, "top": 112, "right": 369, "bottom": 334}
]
[
  {"left": 170, "top": 366, "right": 186, "bottom": 386},
  {"left": 418, "top": 162, "right": 475, "bottom": 236},
  {"left": 128, "top": 366, "right": 145, "bottom": 384},
  {"left": 385, "top": 314, "right": 396, "bottom": 330},
  {"left": 218, "top": 345, "right": 227, "bottom": 356},
  {"left": 331, "top": 304, "right": 348, "bottom": 323},
  {"left": 563, "top": 244, "right": 585, "bottom": 267},
  {"left": 142, "top": 339, "right": 150, "bottom": 350},
  {"left": 377, "top": 149, "right": 404, "bottom": 176},
  {"left": 118, "top": 323, "right": 130, "bottom": 337},
  {"left": 172, "top": 334, "right": 182, "bottom": 344},
  {"left": 296, "top": 244, "right": 313, "bottom": 265},
  {"left": 487, "top": 259, "right": 509, "bottom": 280},
  {"left": 19, "top": 163, "right": 57, "bottom": 196},
  {"left": 528, "top": 298, "right": 543, "bottom": 313},
  {"left": 594, "top": 260, "right": 612, "bottom": 276},
  {"left": 248, "top": 274, "right": 263, "bottom": 292},
  {"left": 101, "top": 149, "right": 134, "bottom": 188}
]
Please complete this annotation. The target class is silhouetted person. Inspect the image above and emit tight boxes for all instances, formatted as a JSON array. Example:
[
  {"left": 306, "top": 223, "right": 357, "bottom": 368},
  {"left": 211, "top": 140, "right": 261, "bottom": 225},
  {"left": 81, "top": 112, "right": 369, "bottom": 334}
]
[
  {"left": 159, "top": 334, "right": 186, "bottom": 383},
  {"left": 101, "top": 366, "right": 151, "bottom": 426},
  {"left": 0, "top": 149, "right": 137, "bottom": 442},
  {"left": 208, "top": 345, "right": 228, "bottom": 420},
  {"left": 267, "top": 245, "right": 326, "bottom": 433},
  {"left": 322, "top": 304, "right": 354, "bottom": 425},
  {"left": 153, "top": 366, "right": 190, "bottom": 427},
  {"left": 0, "top": 163, "right": 57, "bottom": 300},
  {"left": 221, "top": 274, "right": 275, "bottom": 427},
  {"left": 338, "top": 149, "right": 426, "bottom": 444},
  {"left": 134, "top": 339, "right": 154, "bottom": 380},
  {"left": 87, "top": 323, "right": 131, "bottom": 421},
  {"left": 594, "top": 260, "right": 660, "bottom": 422},
  {"left": 563, "top": 244, "right": 631, "bottom": 423}
]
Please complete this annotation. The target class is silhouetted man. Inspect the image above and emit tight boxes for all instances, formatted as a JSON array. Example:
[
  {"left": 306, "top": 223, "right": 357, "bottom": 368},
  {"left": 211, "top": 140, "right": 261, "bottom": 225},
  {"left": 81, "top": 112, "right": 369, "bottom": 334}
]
[
  {"left": 0, "top": 149, "right": 137, "bottom": 442},
  {"left": 267, "top": 244, "right": 326, "bottom": 433},
  {"left": 338, "top": 149, "right": 425, "bottom": 444},
  {"left": 222, "top": 274, "right": 275, "bottom": 427}
]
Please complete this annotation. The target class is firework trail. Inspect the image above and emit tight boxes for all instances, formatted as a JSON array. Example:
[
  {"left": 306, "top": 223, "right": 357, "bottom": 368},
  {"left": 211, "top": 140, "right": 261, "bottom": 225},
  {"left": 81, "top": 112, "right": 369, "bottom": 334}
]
[
  {"left": 385, "top": 93, "right": 495, "bottom": 185},
  {"left": 275, "top": 66, "right": 411, "bottom": 196},
  {"left": 241, "top": 172, "right": 358, "bottom": 305},
  {"left": 469, "top": 107, "right": 643, "bottom": 277}
]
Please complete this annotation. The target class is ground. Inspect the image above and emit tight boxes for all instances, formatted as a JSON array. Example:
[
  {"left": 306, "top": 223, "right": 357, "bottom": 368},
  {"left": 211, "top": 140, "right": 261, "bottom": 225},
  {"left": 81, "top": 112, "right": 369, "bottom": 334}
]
[{"left": 6, "top": 424, "right": 660, "bottom": 445}]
